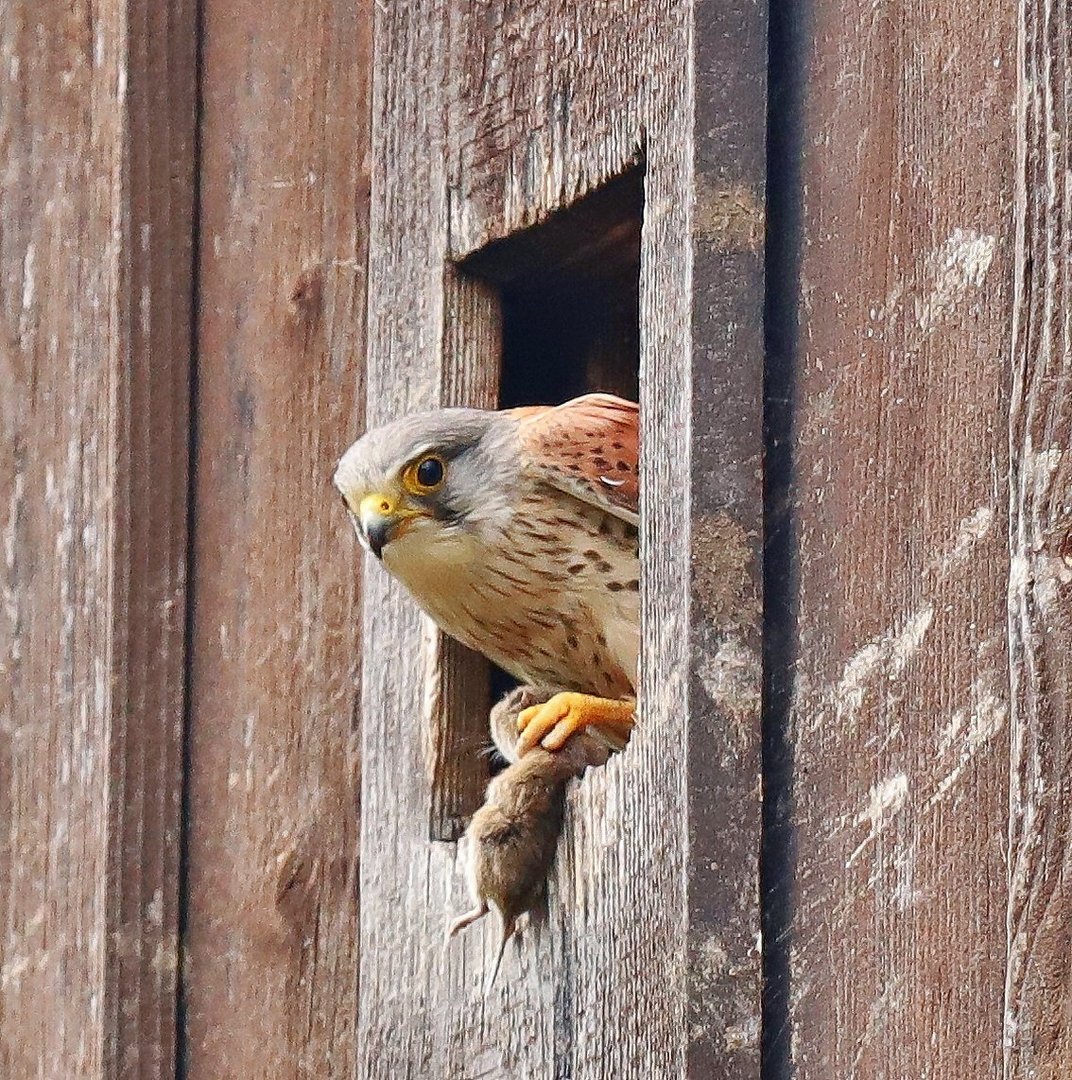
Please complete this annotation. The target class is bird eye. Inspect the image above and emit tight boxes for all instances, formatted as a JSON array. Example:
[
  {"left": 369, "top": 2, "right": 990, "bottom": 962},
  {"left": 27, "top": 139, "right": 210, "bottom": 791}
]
[
  {"left": 417, "top": 456, "right": 444, "bottom": 487},
  {"left": 405, "top": 454, "right": 446, "bottom": 494}
]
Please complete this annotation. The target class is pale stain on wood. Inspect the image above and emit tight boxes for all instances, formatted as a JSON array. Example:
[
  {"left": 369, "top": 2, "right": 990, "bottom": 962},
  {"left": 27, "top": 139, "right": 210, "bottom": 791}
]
[{"left": 778, "top": 0, "right": 1071, "bottom": 1075}]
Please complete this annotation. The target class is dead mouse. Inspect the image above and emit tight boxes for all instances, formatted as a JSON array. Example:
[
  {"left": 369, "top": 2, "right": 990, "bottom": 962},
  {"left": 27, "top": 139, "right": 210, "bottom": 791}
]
[{"left": 447, "top": 686, "right": 610, "bottom": 988}]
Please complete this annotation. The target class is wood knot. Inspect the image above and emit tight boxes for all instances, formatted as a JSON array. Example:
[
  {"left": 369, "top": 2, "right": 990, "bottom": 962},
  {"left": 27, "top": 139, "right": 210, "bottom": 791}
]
[
  {"left": 1057, "top": 530, "right": 1072, "bottom": 568},
  {"left": 273, "top": 829, "right": 358, "bottom": 929},
  {"left": 275, "top": 844, "right": 319, "bottom": 923},
  {"left": 288, "top": 264, "right": 322, "bottom": 313}
]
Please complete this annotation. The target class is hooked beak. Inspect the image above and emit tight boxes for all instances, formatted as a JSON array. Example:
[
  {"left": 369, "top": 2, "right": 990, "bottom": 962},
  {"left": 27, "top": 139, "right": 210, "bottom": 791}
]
[{"left": 358, "top": 493, "right": 419, "bottom": 559}]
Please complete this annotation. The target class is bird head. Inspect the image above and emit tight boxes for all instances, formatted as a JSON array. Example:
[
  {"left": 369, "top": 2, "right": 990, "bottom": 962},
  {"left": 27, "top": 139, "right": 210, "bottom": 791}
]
[{"left": 333, "top": 408, "right": 517, "bottom": 575}]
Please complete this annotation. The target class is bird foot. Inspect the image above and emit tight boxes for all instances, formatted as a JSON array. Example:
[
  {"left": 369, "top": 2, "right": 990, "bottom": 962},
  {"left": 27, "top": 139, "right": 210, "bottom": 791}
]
[{"left": 516, "top": 692, "right": 635, "bottom": 755}]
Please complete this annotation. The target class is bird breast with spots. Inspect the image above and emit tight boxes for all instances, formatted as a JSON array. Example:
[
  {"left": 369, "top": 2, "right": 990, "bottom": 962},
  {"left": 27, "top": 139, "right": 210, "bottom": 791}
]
[
  {"left": 393, "top": 487, "right": 639, "bottom": 700},
  {"left": 336, "top": 393, "right": 643, "bottom": 700}
]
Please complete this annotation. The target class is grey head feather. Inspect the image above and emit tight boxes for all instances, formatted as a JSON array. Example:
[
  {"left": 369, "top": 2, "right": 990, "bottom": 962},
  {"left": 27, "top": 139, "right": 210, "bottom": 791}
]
[{"left": 333, "top": 407, "right": 522, "bottom": 532}]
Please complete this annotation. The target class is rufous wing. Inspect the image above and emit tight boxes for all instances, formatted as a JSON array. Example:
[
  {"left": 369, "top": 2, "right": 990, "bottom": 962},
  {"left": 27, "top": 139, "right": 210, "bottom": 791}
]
[{"left": 513, "top": 393, "right": 639, "bottom": 525}]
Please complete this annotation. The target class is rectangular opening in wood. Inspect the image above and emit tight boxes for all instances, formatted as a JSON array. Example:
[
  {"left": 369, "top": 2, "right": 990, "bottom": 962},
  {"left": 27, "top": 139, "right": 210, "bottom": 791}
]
[{"left": 430, "top": 165, "right": 643, "bottom": 841}]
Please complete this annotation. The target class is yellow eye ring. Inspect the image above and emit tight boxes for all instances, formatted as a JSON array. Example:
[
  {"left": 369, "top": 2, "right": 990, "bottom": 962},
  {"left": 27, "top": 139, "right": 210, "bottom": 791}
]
[{"left": 403, "top": 454, "right": 446, "bottom": 495}]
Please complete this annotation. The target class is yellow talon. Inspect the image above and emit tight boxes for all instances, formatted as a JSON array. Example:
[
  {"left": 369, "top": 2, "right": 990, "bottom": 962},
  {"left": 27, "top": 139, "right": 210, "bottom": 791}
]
[{"left": 516, "top": 692, "right": 635, "bottom": 755}]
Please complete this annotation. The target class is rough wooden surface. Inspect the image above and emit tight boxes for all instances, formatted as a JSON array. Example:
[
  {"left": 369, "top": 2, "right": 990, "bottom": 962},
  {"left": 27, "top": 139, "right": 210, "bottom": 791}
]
[
  {"left": 427, "top": 269, "right": 501, "bottom": 841},
  {"left": 686, "top": 1, "right": 767, "bottom": 1072},
  {"left": 12, "top": 0, "right": 1064, "bottom": 1074},
  {"left": 1004, "top": 0, "right": 1072, "bottom": 1074},
  {"left": 780, "top": 0, "right": 1031, "bottom": 1074},
  {"left": 181, "top": 0, "right": 369, "bottom": 1074},
  {"left": 0, "top": 1, "right": 197, "bottom": 1076},
  {"left": 359, "top": 1, "right": 764, "bottom": 1076}
]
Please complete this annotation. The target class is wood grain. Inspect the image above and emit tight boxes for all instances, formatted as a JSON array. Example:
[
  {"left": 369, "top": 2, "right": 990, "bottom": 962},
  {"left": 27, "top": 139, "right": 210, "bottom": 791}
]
[
  {"left": 359, "top": 1, "right": 764, "bottom": 1076},
  {"left": 181, "top": 0, "right": 370, "bottom": 1074},
  {"left": 427, "top": 269, "right": 501, "bottom": 842},
  {"left": 687, "top": 1, "right": 767, "bottom": 1072},
  {"left": 14, "top": 0, "right": 1063, "bottom": 1072},
  {"left": 0, "top": 0, "right": 197, "bottom": 1075},
  {"left": 1004, "top": 0, "right": 1072, "bottom": 1073},
  {"left": 782, "top": 0, "right": 1020, "bottom": 1074}
]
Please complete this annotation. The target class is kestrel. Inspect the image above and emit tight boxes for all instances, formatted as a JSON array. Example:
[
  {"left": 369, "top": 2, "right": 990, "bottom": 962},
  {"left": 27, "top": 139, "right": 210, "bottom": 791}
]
[{"left": 333, "top": 393, "right": 638, "bottom": 754}]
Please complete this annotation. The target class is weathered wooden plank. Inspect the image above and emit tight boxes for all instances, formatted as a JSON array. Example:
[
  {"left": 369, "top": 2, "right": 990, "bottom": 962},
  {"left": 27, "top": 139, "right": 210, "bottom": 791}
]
[
  {"left": 0, "top": 0, "right": 197, "bottom": 1075},
  {"left": 782, "top": 0, "right": 1018, "bottom": 1074},
  {"left": 685, "top": 1, "right": 767, "bottom": 1073},
  {"left": 358, "top": 1, "right": 764, "bottom": 1075},
  {"left": 181, "top": 0, "right": 369, "bottom": 1073},
  {"left": 427, "top": 269, "right": 501, "bottom": 841},
  {"left": 1004, "top": 0, "right": 1072, "bottom": 1073}
]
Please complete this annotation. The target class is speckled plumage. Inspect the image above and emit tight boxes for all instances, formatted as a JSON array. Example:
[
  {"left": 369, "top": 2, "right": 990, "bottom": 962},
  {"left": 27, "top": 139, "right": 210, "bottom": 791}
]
[{"left": 333, "top": 394, "right": 639, "bottom": 701}]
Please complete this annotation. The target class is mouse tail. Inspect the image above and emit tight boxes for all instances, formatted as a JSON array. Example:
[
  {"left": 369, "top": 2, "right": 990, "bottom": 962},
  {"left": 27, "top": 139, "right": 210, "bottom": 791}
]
[{"left": 484, "top": 912, "right": 517, "bottom": 993}]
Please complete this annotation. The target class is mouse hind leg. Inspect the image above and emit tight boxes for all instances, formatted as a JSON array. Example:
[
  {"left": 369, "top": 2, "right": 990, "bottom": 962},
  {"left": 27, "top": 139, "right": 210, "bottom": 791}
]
[{"left": 446, "top": 901, "right": 489, "bottom": 943}]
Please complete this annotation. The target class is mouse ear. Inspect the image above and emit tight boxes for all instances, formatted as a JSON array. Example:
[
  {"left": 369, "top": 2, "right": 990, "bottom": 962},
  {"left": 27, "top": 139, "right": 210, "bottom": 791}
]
[{"left": 484, "top": 912, "right": 518, "bottom": 993}]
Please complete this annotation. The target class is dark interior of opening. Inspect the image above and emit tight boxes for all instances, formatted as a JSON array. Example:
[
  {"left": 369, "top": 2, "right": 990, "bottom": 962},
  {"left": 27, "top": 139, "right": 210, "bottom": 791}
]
[
  {"left": 762, "top": 1, "right": 803, "bottom": 1074},
  {"left": 459, "top": 165, "right": 643, "bottom": 760}
]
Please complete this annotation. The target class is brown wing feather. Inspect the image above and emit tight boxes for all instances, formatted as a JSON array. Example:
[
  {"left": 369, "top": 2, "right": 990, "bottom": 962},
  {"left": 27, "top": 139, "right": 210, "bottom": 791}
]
[{"left": 512, "top": 394, "right": 639, "bottom": 524}]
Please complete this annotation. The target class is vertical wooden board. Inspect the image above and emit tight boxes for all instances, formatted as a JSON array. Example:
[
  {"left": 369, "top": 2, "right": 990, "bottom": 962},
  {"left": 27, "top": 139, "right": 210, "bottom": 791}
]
[
  {"left": 1004, "top": 0, "right": 1072, "bottom": 1074},
  {"left": 685, "top": 1, "right": 767, "bottom": 1074},
  {"left": 442, "top": 0, "right": 655, "bottom": 258},
  {"left": 108, "top": 2, "right": 199, "bottom": 1072},
  {"left": 358, "top": 1, "right": 764, "bottom": 1076},
  {"left": 182, "top": 0, "right": 369, "bottom": 1074},
  {"left": 427, "top": 270, "right": 501, "bottom": 842},
  {"left": 785, "top": 0, "right": 1017, "bottom": 1074},
  {"left": 0, "top": 2, "right": 196, "bottom": 1076},
  {"left": 357, "top": 4, "right": 475, "bottom": 1072},
  {"left": 0, "top": 6, "right": 119, "bottom": 1073}
]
